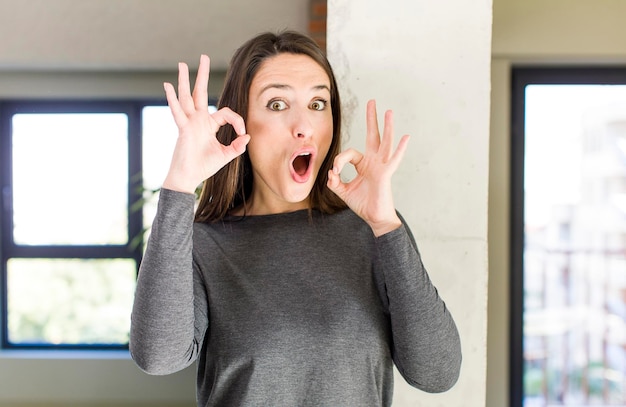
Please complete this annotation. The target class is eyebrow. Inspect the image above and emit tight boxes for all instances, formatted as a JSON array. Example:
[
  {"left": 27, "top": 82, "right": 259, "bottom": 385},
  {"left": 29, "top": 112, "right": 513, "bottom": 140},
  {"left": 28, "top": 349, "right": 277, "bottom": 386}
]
[{"left": 258, "top": 83, "right": 331, "bottom": 95}]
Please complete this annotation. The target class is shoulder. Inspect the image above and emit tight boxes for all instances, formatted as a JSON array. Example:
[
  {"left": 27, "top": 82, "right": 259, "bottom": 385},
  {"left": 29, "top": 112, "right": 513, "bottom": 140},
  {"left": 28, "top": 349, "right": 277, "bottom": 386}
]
[
  {"left": 315, "top": 209, "right": 378, "bottom": 249},
  {"left": 323, "top": 208, "right": 414, "bottom": 239},
  {"left": 315, "top": 207, "right": 367, "bottom": 230},
  {"left": 323, "top": 207, "right": 364, "bottom": 225}
]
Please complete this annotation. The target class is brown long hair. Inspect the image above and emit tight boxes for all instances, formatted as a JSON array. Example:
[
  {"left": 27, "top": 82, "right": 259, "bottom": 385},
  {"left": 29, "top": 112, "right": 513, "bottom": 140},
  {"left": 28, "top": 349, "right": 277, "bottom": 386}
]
[{"left": 195, "top": 31, "right": 347, "bottom": 222}]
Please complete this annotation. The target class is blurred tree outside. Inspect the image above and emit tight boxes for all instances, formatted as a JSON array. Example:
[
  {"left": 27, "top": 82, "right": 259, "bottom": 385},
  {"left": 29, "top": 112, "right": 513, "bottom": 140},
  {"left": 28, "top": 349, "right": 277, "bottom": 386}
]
[{"left": 8, "top": 258, "right": 135, "bottom": 345}]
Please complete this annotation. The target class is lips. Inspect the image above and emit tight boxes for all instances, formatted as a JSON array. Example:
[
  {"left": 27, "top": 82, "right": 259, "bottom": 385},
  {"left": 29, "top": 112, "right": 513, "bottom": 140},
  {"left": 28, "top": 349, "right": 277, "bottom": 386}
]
[{"left": 289, "top": 148, "right": 316, "bottom": 183}]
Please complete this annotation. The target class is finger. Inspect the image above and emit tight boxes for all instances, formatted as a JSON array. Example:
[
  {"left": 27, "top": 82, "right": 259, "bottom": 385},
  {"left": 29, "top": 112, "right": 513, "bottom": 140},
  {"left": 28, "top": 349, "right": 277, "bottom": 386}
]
[
  {"left": 192, "top": 55, "right": 210, "bottom": 110},
  {"left": 326, "top": 168, "right": 347, "bottom": 198},
  {"left": 211, "top": 107, "right": 247, "bottom": 135},
  {"left": 332, "top": 148, "right": 363, "bottom": 174},
  {"left": 177, "top": 62, "right": 195, "bottom": 113},
  {"left": 365, "top": 99, "right": 381, "bottom": 153},
  {"left": 380, "top": 109, "right": 395, "bottom": 161},
  {"left": 387, "top": 134, "right": 411, "bottom": 171},
  {"left": 164, "top": 82, "right": 188, "bottom": 127},
  {"left": 225, "top": 134, "right": 251, "bottom": 159}
]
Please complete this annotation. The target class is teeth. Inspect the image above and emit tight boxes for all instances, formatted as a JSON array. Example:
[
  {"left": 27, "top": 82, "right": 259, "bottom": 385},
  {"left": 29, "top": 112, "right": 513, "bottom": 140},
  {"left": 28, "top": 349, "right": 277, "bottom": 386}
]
[{"left": 299, "top": 152, "right": 311, "bottom": 156}]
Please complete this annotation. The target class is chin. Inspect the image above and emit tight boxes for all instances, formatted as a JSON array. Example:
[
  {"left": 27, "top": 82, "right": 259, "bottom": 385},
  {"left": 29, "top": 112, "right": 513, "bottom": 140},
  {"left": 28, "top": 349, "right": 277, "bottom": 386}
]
[{"left": 284, "top": 184, "right": 315, "bottom": 205}]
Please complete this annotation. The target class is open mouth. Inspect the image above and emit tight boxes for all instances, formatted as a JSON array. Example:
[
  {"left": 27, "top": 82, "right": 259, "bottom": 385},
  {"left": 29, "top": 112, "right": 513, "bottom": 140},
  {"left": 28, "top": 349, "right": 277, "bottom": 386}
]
[
  {"left": 292, "top": 152, "right": 312, "bottom": 176},
  {"left": 290, "top": 149, "right": 315, "bottom": 183}
]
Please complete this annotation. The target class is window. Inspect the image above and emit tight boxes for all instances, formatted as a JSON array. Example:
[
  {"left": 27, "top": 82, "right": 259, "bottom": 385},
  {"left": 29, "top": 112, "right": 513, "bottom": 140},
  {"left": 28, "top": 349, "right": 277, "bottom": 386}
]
[
  {"left": 511, "top": 68, "right": 626, "bottom": 406},
  {"left": 0, "top": 100, "right": 186, "bottom": 349}
]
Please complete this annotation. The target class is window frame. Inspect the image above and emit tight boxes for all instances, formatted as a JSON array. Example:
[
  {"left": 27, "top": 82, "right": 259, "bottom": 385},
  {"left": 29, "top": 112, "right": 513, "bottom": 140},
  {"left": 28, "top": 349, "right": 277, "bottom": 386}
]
[
  {"left": 510, "top": 66, "right": 626, "bottom": 407},
  {"left": 0, "top": 99, "right": 165, "bottom": 350}
]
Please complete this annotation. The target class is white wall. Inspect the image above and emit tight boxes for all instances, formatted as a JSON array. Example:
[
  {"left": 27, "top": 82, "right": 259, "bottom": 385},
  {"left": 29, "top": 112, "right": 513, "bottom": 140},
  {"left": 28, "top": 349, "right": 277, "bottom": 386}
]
[
  {"left": 488, "top": 1, "right": 626, "bottom": 406},
  {"left": 327, "top": 0, "right": 492, "bottom": 406}
]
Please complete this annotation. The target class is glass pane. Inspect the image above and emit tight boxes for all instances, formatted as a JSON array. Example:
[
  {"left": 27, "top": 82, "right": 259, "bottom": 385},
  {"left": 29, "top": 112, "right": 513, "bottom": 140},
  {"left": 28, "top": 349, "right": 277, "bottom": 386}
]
[
  {"left": 7, "top": 258, "right": 136, "bottom": 345},
  {"left": 141, "top": 106, "right": 178, "bottom": 231},
  {"left": 141, "top": 105, "right": 216, "bottom": 230},
  {"left": 12, "top": 113, "right": 128, "bottom": 245},
  {"left": 524, "top": 85, "right": 626, "bottom": 406}
]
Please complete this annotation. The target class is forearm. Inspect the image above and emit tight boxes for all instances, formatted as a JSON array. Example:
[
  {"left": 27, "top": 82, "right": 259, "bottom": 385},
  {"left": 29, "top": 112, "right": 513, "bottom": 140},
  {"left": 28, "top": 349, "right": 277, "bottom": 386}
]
[
  {"left": 376, "top": 225, "right": 462, "bottom": 393},
  {"left": 130, "top": 189, "right": 199, "bottom": 375}
]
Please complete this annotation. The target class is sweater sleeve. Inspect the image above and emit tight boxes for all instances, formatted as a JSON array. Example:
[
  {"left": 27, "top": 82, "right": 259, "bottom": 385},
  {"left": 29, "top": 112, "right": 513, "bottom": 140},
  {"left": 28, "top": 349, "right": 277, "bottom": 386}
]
[
  {"left": 129, "top": 188, "right": 208, "bottom": 375},
  {"left": 375, "top": 217, "right": 462, "bottom": 393}
]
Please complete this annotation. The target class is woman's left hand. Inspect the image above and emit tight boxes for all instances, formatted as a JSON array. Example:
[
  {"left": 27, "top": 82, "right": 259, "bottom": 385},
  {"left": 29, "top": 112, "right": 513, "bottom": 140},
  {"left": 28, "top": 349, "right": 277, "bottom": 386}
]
[{"left": 327, "top": 99, "right": 410, "bottom": 237}]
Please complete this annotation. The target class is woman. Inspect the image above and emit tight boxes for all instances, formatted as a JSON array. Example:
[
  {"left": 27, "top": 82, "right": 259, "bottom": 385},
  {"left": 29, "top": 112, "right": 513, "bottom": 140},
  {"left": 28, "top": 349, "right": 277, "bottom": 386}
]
[{"left": 130, "top": 31, "right": 461, "bottom": 406}]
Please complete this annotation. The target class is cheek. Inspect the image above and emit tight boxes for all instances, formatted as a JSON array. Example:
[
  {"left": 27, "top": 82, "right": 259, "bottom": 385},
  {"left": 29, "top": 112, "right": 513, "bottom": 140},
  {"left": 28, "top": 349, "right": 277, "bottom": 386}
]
[
  {"left": 314, "top": 135, "right": 333, "bottom": 174},
  {"left": 246, "top": 120, "right": 272, "bottom": 157},
  {"left": 318, "top": 120, "right": 334, "bottom": 154},
  {"left": 247, "top": 140, "right": 273, "bottom": 171},
  {"left": 311, "top": 109, "right": 332, "bottom": 135}
]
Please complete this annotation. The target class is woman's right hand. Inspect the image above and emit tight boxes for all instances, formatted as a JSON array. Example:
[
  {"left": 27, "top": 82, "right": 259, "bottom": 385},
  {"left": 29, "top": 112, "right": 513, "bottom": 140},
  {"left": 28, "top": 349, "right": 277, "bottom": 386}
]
[{"left": 162, "top": 54, "right": 250, "bottom": 194}]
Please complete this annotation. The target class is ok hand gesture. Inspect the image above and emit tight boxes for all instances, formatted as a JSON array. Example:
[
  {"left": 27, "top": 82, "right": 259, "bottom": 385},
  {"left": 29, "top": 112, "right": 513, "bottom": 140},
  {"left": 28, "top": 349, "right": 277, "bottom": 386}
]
[
  {"left": 327, "top": 100, "right": 410, "bottom": 237},
  {"left": 162, "top": 55, "right": 250, "bottom": 194}
]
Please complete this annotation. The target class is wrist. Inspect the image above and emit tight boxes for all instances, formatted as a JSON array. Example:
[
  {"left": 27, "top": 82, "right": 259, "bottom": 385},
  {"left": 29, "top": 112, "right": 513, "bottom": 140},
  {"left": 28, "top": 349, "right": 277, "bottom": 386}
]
[
  {"left": 369, "top": 216, "right": 402, "bottom": 237},
  {"left": 162, "top": 173, "right": 199, "bottom": 195}
]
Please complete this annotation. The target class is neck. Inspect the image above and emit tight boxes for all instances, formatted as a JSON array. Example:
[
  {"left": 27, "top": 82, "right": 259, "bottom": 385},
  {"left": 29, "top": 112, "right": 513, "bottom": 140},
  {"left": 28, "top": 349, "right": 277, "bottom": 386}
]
[{"left": 231, "top": 195, "right": 310, "bottom": 216}]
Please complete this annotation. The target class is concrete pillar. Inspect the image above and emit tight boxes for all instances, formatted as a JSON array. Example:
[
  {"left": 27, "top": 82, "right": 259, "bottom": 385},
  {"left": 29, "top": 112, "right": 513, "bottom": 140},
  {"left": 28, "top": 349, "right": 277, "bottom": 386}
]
[{"left": 327, "top": 1, "right": 493, "bottom": 406}]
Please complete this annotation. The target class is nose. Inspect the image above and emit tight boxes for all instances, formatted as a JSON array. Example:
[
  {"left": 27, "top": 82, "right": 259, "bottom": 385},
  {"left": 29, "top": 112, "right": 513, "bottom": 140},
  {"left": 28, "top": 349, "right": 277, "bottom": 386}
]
[{"left": 292, "top": 108, "right": 314, "bottom": 139}]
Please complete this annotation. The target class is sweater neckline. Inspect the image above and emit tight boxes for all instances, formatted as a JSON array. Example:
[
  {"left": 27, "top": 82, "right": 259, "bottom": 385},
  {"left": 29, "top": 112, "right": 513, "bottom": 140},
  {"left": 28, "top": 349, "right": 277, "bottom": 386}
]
[{"left": 222, "top": 208, "right": 314, "bottom": 223}]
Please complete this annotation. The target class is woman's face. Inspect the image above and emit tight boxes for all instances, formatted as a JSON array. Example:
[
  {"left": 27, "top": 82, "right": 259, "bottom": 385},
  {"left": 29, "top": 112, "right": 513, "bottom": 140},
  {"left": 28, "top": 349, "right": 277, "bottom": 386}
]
[{"left": 244, "top": 53, "right": 333, "bottom": 214}]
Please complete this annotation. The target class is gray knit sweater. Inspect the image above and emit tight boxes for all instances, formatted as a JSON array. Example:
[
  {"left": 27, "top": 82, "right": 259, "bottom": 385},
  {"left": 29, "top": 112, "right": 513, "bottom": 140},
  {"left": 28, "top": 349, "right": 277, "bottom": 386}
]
[{"left": 130, "top": 188, "right": 461, "bottom": 407}]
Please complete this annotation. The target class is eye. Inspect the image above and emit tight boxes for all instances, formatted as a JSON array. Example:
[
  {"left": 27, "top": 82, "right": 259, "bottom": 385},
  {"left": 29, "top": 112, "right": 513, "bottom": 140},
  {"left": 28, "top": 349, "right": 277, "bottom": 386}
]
[
  {"left": 267, "top": 99, "right": 287, "bottom": 111},
  {"left": 310, "top": 99, "right": 328, "bottom": 111}
]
